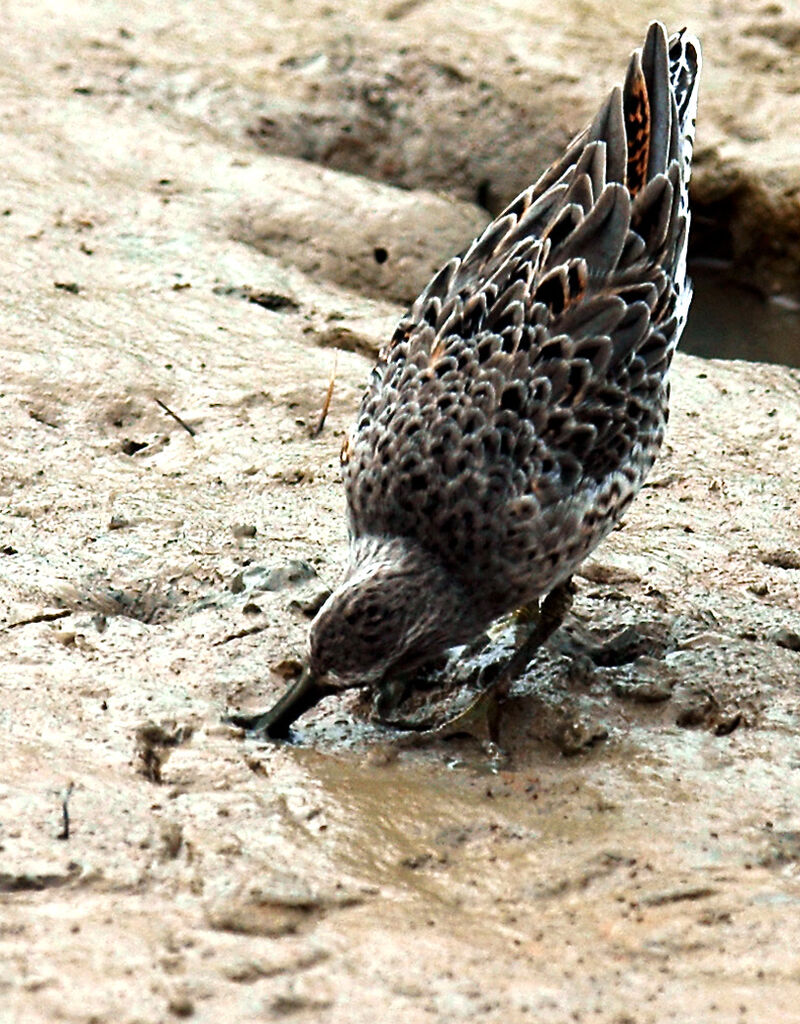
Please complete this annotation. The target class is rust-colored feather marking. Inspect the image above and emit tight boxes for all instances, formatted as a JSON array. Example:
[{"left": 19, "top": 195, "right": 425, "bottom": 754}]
[
  {"left": 624, "top": 55, "right": 651, "bottom": 197},
  {"left": 384, "top": 324, "right": 413, "bottom": 358},
  {"left": 340, "top": 432, "right": 354, "bottom": 466},
  {"left": 429, "top": 338, "right": 447, "bottom": 364},
  {"left": 534, "top": 259, "right": 588, "bottom": 316}
]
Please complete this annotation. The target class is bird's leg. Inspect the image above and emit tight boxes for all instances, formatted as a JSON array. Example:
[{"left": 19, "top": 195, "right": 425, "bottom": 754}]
[
  {"left": 499, "top": 577, "right": 576, "bottom": 688},
  {"left": 389, "top": 579, "right": 576, "bottom": 747},
  {"left": 373, "top": 667, "right": 445, "bottom": 728},
  {"left": 374, "top": 676, "right": 412, "bottom": 719},
  {"left": 514, "top": 600, "right": 542, "bottom": 642},
  {"left": 372, "top": 653, "right": 452, "bottom": 726}
]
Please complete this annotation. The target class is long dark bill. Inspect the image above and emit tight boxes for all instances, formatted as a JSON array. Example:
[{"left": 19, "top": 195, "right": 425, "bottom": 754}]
[{"left": 226, "top": 667, "right": 336, "bottom": 740}]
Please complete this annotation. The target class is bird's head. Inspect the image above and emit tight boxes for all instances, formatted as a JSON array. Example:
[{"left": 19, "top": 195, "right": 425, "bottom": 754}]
[{"left": 260, "top": 536, "right": 481, "bottom": 737}]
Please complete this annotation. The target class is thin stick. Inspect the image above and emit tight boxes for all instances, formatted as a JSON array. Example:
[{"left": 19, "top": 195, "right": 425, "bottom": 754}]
[
  {"left": 310, "top": 353, "right": 338, "bottom": 438},
  {"left": 8, "top": 610, "right": 70, "bottom": 630},
  {"left": 155, "top": 398, "right": 196, "bottom": 437},
  {"left": 57, "top": 782, "right": 74, "bottom": 840}
]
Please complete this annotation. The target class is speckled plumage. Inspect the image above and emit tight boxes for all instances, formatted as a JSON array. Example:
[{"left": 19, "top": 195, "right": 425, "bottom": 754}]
[{"left": 250, "top": 23, "right": 702, "bottom": 737}]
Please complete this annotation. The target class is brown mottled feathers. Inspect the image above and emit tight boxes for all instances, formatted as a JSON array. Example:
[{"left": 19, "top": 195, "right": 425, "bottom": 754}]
[{"left": 343, "top": 22, "right": 701, "bottom": 615}]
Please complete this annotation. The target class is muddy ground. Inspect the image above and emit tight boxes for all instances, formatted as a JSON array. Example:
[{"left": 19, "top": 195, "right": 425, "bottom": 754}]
[{"left": 2, "top": 2, "right": 800, "bottom": 1022}]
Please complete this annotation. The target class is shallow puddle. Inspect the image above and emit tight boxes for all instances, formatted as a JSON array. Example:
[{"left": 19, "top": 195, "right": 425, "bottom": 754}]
[{"left": 683, "top": 266, "right": 800, "bottom": 367}]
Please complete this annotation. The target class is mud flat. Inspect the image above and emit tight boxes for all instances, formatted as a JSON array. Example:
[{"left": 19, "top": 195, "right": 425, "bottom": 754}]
[{"left": 2, "top": 3, "right": 800, "bottom": 1023}]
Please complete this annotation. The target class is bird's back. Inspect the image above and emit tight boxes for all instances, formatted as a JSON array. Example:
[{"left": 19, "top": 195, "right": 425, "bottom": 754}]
[{"left": 343, "top": 23, "right": 701, "bottom": 619}]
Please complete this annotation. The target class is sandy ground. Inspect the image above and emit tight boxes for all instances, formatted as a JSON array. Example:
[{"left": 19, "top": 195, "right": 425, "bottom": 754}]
[{"left": 2, "top": 2, "right": 800, "bottom": 1022}]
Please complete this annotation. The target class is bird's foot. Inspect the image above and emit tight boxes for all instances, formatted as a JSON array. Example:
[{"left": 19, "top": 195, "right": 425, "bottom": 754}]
[
  {"left": 387, "top": 679, "right": 508, "bottom": 762},
  {"left": 424, "top": 677, "right": 504, "bottom": 745}
]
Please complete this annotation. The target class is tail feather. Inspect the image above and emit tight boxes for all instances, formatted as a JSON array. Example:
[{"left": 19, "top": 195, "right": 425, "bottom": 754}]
[
  {"left": 587, "top": 87, "right": 627, "bottom": 187},
  {"left": 668, "top": 28, "right": 702, "bottom": 202},
  {"left": 537, "top": 23, "right": 701, "bottom": 203},
  {"left": 639, "top": 21, "right": 672, "bottom": 181},
  {"left": 390, "top": 23, "right": 702, "bottom": 364},
  {"left": 665, "top": 28, "right": 702, "bottom": 335},
  {"left": 622, "top": 51, "right": 652, "bottom": 195}
]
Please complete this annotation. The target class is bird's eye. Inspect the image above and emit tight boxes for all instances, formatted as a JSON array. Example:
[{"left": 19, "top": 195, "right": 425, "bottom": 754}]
[{"left": 363, "top": 602, "right": 383, "bottom": 623}]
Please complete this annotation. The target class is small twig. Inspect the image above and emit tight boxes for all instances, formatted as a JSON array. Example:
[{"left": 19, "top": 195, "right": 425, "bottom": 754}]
[
  {"left": 155, "top": 398, "right": 196, "bottom": 437},
  {"left": 212, "top": 623, "right": 270, "bottom": 647},
  {"left": 57, "top": 782, "right": 74, "bottom": 840},
  {"left": 310, "top": 353, "right": 338, "bottom": 438},
  {"left": 7, "top": 610, "right": 70, "bottom": 630}
]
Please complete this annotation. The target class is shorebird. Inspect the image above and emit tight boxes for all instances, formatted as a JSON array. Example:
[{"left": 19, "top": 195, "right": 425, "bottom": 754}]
[{"left": 231, "top": 21, "right": 701, "bottom": 740}]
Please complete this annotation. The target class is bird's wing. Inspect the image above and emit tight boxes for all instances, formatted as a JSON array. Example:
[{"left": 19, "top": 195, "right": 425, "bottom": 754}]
[
  {"left": 343, "top": 24, "right": 701, "bottom": 573},
  {"left": 370, "top": 22, "right": 701, "bottom": 487}
]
